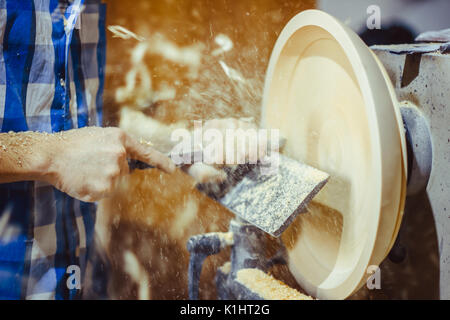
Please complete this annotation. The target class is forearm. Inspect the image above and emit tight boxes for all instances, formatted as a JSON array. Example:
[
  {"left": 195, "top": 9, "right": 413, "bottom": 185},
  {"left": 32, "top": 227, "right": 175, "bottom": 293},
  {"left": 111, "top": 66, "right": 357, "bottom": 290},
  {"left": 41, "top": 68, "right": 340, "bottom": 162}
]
[
  {"left": 0, "top": 127, "right": 174, "bottom": 202},
  {"left": 0, "top": 131, "right": 55, "bottom": 184}
]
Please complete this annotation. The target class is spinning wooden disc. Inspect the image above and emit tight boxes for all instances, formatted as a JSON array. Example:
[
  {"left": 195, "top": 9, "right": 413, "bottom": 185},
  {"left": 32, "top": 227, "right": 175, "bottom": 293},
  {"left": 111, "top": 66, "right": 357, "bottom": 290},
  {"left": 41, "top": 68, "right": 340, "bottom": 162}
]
[{"left": 262, "top": 10, "right": 407, "bottom": 299}]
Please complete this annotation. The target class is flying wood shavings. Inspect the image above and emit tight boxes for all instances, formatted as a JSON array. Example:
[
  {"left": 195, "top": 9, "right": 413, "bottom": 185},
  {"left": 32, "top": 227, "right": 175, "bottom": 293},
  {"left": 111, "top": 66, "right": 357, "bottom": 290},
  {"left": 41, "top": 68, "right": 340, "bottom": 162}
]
[
  {"left": 107, "top": 25, "right": 145, "bottom": 41},
  {"left": 115, "top": 28, "right": 264, "bottom": 120},
  {"left": 218, "top": 61, "right": 245, "bottom": 83},
  {"left": 123, "top": 251, "right": 151, "bottom": 300},
  {"left": 153, "top": 83, "right": 176, "bottom": 102},
  {"left": 147, "top": 33, "right": 204, "bottom": 69},
  {"left": 115, "top": 42, "right": 153, "bottom": 108},
  {"left": 212, "top": 34, "right": 233, "bottom": 56},
  {"left": 115, "top": 34, "right": 206, "bottom": 109},
  {"left": 188, "top": 162, "right": 227, "bottom": 184},
  {"left": 119, "top": 107, "right": 188, "bottom": 153},
  {"left": 169, "top": 197, "right": 199, "bottom": 240}
]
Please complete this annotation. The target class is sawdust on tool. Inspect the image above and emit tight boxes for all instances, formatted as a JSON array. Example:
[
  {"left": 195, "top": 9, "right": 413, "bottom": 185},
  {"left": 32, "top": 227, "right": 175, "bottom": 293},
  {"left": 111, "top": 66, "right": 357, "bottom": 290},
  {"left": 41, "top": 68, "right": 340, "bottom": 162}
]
[
  {"left": 236, "top": 268, "right": 313, "bottom": 300},
  {"left": 220, "top": 154, "right": 329, "bottom": 236}
]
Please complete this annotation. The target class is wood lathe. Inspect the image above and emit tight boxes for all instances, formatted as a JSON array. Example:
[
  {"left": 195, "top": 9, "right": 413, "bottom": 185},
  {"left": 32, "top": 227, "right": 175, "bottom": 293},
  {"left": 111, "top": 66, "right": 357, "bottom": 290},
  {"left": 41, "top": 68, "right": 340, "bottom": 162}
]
[{"left": 187, "top": 10, "right": 449, "bottom": 300}]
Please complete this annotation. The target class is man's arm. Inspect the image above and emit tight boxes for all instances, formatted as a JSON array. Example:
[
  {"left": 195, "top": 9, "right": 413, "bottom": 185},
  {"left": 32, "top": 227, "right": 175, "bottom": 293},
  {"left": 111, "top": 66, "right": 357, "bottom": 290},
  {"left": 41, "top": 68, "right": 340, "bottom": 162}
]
[
  {"left": 0, "top": 127, "right": 175, "bottom": 202},
  {"left": 0, "top": 130, "right": 53, "bottom": 183}
]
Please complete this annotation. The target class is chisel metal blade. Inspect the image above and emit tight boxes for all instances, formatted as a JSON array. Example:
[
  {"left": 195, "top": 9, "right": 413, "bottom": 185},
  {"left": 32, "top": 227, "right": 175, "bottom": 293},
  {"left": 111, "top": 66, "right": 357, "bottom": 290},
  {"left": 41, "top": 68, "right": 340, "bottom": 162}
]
[{"left": 215, "top": 154, "right": 329, "bottom": 237}]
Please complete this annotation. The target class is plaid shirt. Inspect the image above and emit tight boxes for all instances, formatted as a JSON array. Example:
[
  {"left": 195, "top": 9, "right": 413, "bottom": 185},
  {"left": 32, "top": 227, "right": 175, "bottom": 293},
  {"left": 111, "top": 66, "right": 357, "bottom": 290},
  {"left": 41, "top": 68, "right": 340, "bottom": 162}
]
[{"left": 0, "top": 0, "right": 106, "bottom": 299}]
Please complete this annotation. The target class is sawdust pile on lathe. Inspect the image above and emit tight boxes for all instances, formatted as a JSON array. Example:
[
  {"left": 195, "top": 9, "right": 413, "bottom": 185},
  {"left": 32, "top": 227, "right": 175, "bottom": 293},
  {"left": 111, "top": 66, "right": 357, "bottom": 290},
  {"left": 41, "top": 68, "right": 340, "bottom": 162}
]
[{"left": 236, "top": 268, "right": 313, "bottom": 300}]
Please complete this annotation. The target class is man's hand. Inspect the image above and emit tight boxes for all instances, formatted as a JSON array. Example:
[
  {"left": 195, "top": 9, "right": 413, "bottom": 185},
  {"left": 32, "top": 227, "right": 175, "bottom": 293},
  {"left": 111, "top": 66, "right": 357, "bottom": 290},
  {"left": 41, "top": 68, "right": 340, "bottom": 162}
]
[
  {"left": 46, "top": 127, "right": 175, "bottom": 202},
  {"left": 0, "top": 127, "right": 175, "bottom": 202}
]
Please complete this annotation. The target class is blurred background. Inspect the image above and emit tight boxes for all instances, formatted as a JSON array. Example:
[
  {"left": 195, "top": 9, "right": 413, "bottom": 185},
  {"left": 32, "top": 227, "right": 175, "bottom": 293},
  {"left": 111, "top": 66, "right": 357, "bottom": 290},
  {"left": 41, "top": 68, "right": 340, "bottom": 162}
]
[{"left": 319, "top": 0, "right": 450, "bottom": 37}]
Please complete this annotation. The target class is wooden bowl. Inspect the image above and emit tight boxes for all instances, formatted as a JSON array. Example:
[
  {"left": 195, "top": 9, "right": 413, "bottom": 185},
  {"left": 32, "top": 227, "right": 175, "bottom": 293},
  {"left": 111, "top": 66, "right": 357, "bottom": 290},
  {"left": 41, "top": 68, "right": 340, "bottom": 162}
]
[{"left": 262, "top": 10, "right": 407, "bottom": 299}]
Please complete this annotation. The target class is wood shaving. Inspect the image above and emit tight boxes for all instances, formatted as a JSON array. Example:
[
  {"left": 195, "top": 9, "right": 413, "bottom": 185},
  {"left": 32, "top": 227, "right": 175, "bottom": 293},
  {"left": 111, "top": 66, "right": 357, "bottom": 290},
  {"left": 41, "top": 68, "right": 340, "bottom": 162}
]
[{"left": 107, "top": 25, "right": 145, "bottom": 41}]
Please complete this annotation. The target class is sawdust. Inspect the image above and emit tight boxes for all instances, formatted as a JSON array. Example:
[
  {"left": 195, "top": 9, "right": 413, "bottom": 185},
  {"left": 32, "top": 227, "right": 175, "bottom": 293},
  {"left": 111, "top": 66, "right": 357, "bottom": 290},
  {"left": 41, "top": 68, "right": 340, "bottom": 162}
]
[
  {"left": 219, "top": 262, "right": 231, "bottom": 275},
  {"left": 220, "top": 231, "right": 234, "bottom": 246},
  {"left": 123, "top": 250, "right": 151, "bottom": 300},
  {"left": 0, "top": 131, "right": 59, "bottom": 170},
  {"left": 212, "top": 34, "right": 233, "bottom": 56},
  {"left": 107, "top": 25, "right": 145, "bottom": 41},
  {"left": 187, "top": 162, "right": 227, "bottom": 184},
  {"left": 169, "top": 196, "right": 199, "bottom": 240},
  {"left": 281, "top": 200, "right": 343, "bottom": 251},
  {"left": 236, "top": 268, "right": 313, "bottom": 300},
  {"left": 111, "top": 29, "right": 264, "bottom": 122},
  {"left": 99, "top": 0, "right": 316, "bottom": 300},
  {"left": 210, "top": 231, "right": 234, "bottom": 246},
  {"left": 220, "top": 154, "right": 329, "bottom": 236}
]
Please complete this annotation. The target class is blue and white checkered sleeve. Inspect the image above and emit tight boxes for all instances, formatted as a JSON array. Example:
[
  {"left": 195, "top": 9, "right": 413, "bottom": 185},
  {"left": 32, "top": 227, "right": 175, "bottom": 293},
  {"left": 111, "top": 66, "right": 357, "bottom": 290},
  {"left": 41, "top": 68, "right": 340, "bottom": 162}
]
[{"left": 67, "top": 0, "right": 106, "bottom": 129}]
